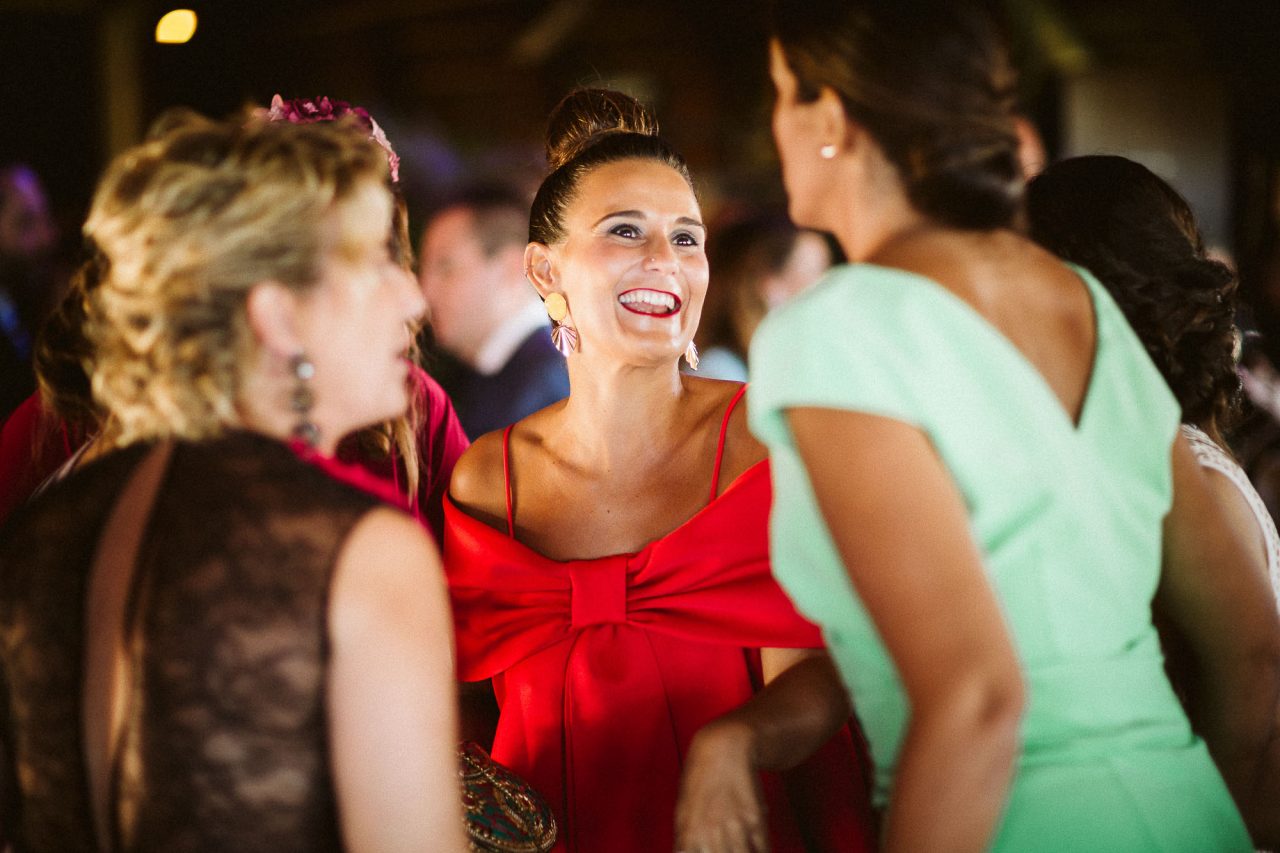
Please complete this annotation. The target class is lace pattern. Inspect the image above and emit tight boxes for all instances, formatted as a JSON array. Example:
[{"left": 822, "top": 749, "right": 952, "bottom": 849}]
[
  {"left": 0, "top": 433, "right": 380, "bottom": 851},
  {"left": 1181, "top": 423, "right": 1280, "bottom": 613}
]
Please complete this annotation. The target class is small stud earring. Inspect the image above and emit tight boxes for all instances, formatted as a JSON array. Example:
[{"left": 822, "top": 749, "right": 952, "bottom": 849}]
[{"left": 820, "top": 144, "right": 838, "bottom": 160}]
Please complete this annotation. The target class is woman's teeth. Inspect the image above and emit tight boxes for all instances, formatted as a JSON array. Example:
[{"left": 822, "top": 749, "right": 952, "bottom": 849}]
[{"left": 619, "top": 289, "right": 679, "bottom": 316}]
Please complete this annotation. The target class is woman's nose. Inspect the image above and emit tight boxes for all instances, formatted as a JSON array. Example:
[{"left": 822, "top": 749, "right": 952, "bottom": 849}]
[
  {"left": 644, "top": 238, "right": 678, "bottom": 272},
  {"left": 396, "top": 267, "right": 427, "bottom": 322}
]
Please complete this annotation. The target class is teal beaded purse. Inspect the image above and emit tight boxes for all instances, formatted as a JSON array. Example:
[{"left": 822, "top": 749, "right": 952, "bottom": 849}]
[{"left": 459, "top": 742, "right": 558, "bottom": 852}]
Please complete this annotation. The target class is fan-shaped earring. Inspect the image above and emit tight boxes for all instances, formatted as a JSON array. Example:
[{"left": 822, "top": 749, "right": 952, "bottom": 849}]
[
  {"left": 544, "top": 292, "right": 578, "bottom": 356},
  {"left": 683, "top": 341, "right": 700, "bottom": 371}
]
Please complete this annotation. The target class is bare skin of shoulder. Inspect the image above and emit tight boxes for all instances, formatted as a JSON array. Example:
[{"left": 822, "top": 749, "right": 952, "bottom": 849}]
[{"left": 874, "top": 229, "right": 1098, "bottom": 423}]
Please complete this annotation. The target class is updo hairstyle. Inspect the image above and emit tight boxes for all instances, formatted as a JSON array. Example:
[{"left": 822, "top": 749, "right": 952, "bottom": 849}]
[
  {"left": 1026, "top": 155, "right": 1241, "bottom": 444},
  {"left": 529, "top": 89, "right": 691, "bottom": 244},
  {"left": 85, "top": 110, "right": 388, "bottom": 447},
  {"left": 770, "top": 0, "right": 1022, "bottom": 230}
]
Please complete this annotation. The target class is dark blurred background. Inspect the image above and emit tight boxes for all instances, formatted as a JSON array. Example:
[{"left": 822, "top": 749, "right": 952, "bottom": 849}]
[{"left": 2, "top": 0, "right": 1279, "bottom": 306}]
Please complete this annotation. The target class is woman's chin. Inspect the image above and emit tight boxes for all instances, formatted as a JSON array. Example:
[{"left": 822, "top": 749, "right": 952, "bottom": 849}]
[{"left": 342, "top": 394, "right": 411, "bottom": 439}]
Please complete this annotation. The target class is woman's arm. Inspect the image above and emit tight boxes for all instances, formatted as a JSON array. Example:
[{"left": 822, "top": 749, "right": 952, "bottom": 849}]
[
  {"left": 674, "top": 648, "right": 851, "bottom": 853},
  {"left": 1158, "top": 435, "right": 1280, "bottom": 847},
  {"left": 788, "top": 407, "right": 1024, "bottom": 852},
  {"left": 327, "top": 507, "right": 468, "bottom": 853}
]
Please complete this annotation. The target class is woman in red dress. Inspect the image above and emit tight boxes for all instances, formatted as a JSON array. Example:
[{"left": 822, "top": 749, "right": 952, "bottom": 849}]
[{"left": 444, "top": 89, "right": 876, "bottom": 853}]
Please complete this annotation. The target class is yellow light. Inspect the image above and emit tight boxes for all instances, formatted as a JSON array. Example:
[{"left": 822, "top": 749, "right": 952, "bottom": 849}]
[{"left": 155, "top": 9, "right": 197, "bottom": 44}]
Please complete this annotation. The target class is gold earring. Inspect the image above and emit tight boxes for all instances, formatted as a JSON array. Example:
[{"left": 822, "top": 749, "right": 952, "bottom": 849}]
[{"left": 545, "top": 292, "right": 568, "bottom": 323}]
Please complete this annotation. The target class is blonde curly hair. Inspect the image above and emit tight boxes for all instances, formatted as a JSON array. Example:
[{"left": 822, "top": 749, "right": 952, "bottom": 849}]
[{"left": 84, "top": 110, "right": 388, "bottom": 447}]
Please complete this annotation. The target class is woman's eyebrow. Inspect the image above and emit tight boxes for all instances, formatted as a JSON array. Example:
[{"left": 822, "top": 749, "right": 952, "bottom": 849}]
[
  {"left": 593, "top": 209, "right": 645, "bottom": 227},
  {"left": 591, "top": 211, "right": 705, "bottom": 230}
]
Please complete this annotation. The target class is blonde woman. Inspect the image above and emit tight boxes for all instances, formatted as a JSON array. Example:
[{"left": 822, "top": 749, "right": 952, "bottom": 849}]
[{"left": 0, "top": 113, "right": 466, "bottom": 851}]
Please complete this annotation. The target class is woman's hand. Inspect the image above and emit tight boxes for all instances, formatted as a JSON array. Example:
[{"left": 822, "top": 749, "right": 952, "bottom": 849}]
[{"left": 674, "top": 719, "right": 769, "bottom": 853}]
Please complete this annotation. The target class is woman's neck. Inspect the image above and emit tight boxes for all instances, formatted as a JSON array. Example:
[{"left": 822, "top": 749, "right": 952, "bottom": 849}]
[
  {"left": 834, "top": 192, "right": 934, "bottom": 266},
  {"left": 824, "top": 141, "right": 934, "bottom": 264},
  {"left": 236, "top": 372, "right": 342, "bottom": 457},
  {"left": 552, "top": 357, "right": 690, "bottom": 468}
]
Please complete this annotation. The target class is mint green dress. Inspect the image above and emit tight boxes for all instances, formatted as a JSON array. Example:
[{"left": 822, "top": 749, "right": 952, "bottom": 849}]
[{"left": 748, "top": 263, "right": 1251, "bottom": 851}]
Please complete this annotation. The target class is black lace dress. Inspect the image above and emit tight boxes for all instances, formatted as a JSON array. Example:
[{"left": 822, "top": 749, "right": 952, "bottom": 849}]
[{"left": 0, "top": 432, "right": 381, "bottom": 852}]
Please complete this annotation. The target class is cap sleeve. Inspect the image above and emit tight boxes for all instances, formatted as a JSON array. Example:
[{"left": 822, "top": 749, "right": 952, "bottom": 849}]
[{"left": 749, "top": 265, "right": 953, "bottom": 449}]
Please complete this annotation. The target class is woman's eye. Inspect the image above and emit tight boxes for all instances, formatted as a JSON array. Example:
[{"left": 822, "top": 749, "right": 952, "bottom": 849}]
[
  {"left": 609, "top": 224, "right": 641, "bottom": 239},
  {"left": 673, "top": 231, "right": 700, "bottom": 248}
]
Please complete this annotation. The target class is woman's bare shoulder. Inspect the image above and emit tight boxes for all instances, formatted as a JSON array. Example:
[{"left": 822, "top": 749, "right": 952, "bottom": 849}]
[
  {"left": 684, "top": 377, "right": 767, "bottom": 485},
  {"left": 448, "top": 429, "right": 508, "bottom": 529},
  {"left": 329, "top": 506, "right": 445, "bottom": 641}
]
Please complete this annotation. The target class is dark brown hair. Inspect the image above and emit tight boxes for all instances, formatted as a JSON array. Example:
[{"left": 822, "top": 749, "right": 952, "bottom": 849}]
[
  {"left": 770, "top": 0, "right": 1021, "bottom": 230},
  {"left": 1026, "top": 155, "right": 1241, "bottom": 444},
  {"left": 529, "top": 89, "right": 691, "bottom": 244}
]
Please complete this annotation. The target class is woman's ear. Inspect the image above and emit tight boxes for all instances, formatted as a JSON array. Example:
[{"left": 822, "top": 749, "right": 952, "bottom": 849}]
[
  {"left": 245, "top": 281, "right": 304, "bottom": 358},
  {"left": 523, "top": 242, "right": 557, "bottom": 299},
  {"left": 816, "top": 85, "right": 859, "bottom": 154}
]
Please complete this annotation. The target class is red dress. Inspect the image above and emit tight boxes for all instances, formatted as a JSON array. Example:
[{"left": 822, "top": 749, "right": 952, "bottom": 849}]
[{"left": 444, "top": 387, "right": 877, "bottom": 853}]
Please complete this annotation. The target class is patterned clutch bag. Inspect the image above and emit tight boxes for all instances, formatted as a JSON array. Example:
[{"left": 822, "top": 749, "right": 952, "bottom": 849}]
[{"left": 459, "top": 741, "right": 558, "bottom": 852}]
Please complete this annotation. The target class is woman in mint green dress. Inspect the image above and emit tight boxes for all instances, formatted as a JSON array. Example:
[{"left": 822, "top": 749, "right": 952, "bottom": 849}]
[{"left": 733, "top": 1, "right": 1280, "bottom": 850}]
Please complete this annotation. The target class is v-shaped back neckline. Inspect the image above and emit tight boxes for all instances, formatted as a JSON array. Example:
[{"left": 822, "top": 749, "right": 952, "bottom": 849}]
[{"left": 857, "top": 261, "right": 1105, "bottom": 433}]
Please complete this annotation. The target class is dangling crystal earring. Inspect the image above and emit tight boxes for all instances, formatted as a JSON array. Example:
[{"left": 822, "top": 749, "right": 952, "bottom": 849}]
[
  {"left": 683, "top": 341, "right": 700, "bottom": 371},
  {"left": 820, "top": 144, "right": 837, "bottom": 160},
  {"left": 544, "top": 292, "right": 578, "bottom": 357},
  {"left": 289, "top": 352, "right": 320, "bottom": 447}
]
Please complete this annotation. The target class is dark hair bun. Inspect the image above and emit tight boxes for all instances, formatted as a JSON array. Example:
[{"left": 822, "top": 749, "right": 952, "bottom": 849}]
[
  {"left": 529, "top": 88, "right": 688, "bottom": 244},
  {"left": 906, "top": 135, "right": 1022, "bottom": 231},
  {"left": 544, "top": 89, "right": 659, "bottom": 171}
]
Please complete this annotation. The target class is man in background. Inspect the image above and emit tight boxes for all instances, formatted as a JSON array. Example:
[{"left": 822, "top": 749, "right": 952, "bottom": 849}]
[{"left": 418, "top": 185, "right": 568, "bottom": 440}]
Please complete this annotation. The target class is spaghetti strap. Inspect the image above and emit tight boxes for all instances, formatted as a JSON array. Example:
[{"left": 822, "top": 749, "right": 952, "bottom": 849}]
[
  {"left": 502, "top": 423, "right": 516, "bottom": 538},
  {"left": 710, "top": 384, "right": 750, "bottom": 503}
]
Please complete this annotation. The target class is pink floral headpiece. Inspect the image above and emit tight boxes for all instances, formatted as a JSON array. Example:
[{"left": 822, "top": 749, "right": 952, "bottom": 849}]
[{"left": 263, "top": 94, "right": 401, "bottom": 183}]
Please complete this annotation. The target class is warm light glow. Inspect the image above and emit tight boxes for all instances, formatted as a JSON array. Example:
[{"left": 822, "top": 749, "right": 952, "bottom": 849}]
[{"left": 155, "top": 9, "right": 197, "bottom": 44}]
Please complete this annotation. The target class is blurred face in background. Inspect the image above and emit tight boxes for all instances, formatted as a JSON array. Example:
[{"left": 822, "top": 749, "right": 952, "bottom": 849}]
[
  {"left": 762, "top": 231, "right": 831, "bottom": 308},
  {"left": 418, "top": 206, "right": 515, "bottom": 361},
  {"left": 0, "top": 166, "right": 57, "bottom": 262}
]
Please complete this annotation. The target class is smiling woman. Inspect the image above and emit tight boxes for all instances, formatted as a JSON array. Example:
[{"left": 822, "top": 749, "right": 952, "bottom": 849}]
[
  {"left": 526, "top": 156, "right": 708, "bottom": 368},
  {"left": 441, "top": 89, "right": 877, "bottom": 853}
]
